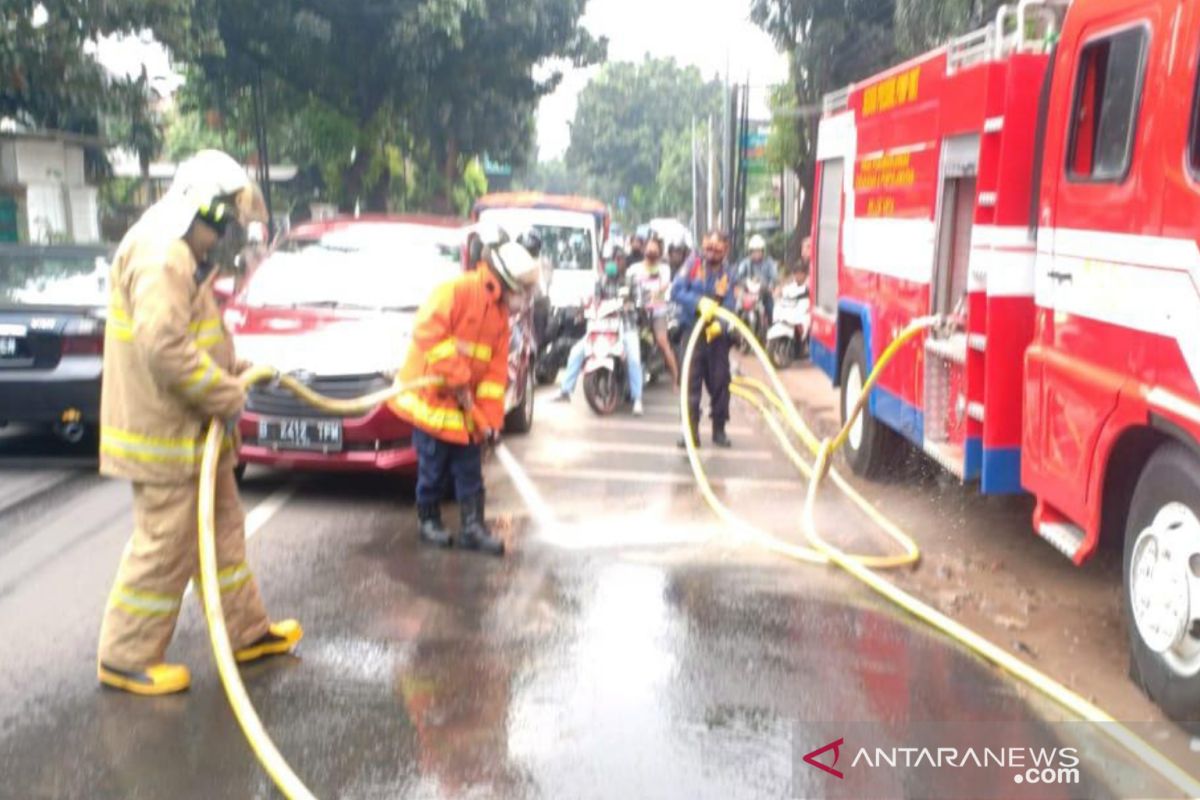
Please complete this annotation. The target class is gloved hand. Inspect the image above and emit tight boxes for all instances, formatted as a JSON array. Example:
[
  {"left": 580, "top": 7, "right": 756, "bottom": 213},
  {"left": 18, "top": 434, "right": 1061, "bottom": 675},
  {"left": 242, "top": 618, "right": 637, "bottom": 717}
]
[
  {"left": 484, "top": 428, "right": 501, "bottom": 447},
  {"left": 705, "top": 320, "right": 723, "bottom": 343},
  {"left": 697, "top": 296, "right": 720, "bottom": 323},
  {"left": 455, "top": 387, "right": 475, "bottom": 412}
]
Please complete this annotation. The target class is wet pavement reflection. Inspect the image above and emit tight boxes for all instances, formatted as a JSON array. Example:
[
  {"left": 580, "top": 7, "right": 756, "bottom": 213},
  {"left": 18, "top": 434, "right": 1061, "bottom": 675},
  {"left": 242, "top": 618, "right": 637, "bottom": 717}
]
[{"left": 0, "top": 390, "right": 1185, "bottom": 798}]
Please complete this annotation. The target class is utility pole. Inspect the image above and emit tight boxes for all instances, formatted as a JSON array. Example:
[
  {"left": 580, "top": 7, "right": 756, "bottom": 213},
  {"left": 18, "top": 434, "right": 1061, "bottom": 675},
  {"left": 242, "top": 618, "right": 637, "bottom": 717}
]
[
  {"left": 690, "top": 116, "right": 698, "bottom": 247},
  {"left": 708, "top": 114, "right": 717, "bottom": 235},
  {"left": 251, "top": 64, "right": 274, "bottom": 236}
]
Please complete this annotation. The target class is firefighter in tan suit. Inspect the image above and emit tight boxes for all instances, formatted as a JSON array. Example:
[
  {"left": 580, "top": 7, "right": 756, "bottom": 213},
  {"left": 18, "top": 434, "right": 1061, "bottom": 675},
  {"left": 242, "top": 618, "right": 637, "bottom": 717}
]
[{"left": 97, "top": 150, "right": 301, "bottom": 696}]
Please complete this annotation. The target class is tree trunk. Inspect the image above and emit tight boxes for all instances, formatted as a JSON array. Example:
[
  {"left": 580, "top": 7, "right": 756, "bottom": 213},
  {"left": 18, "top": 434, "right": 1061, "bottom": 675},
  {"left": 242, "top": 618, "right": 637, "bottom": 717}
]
[{"left": 429, "top": 136, "right": 460, "bottom": 215}]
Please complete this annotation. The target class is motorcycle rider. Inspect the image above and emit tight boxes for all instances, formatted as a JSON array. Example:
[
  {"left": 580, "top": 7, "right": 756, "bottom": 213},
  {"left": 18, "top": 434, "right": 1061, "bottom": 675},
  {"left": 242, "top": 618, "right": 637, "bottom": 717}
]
[
  {"left": 517, "top": 229, "right": 553, "bottom": 361},
  {"left": 553, "top": 244, "right": 644, "bottom": 415},
  {"left": 626, "top": 233, "right": 679, "bottom": 387},
  {"left": 735, "top": 234, "right": 779, "bottom": 325},
  {"left": 666, "top": 234, "right": 692, "bottom": 280},
  {"left": 673, "top": 230, "right": 738, "bottom": 448}
]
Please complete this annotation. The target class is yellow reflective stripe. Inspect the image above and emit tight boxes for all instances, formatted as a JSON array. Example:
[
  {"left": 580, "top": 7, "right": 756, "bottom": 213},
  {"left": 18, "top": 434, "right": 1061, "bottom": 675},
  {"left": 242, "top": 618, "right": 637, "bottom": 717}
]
[
  {"left": 476, "top": 381, "right": 504, "bottom": 401},
  {"left": 395, "top": 392, "right": 466, "bottom": 432},
  {"left": 217, "top": 562, "right": 252, "bottom": 593},
  {"left": 108, "top": 321, "right": 134, "bottom": 342},
  {"left": 111, "top": 583, "right": 182, "bottom": 617},
  {"left": 193, "top": 332, "right": 224, "bottom": 349},
  {"left": 181, "top": 353, "right": 218, "bottom": 397},
  {"left": 427, "top": 338, "right": 492, "bottom": 365},
  {"left": 188, "top": 318, "right": 222, "bottom": 333},
  {"left": 107, "top": 301, "right": 134, "bottom": 341},
  {"left": 464, "top": 342, "right": 492, "bottom": 362},
  {"left": 427, "top": 339, "right": 458, "bottom": 364},
  {"left": 100, "top": 426, "right": 205, "bottom": 465}
]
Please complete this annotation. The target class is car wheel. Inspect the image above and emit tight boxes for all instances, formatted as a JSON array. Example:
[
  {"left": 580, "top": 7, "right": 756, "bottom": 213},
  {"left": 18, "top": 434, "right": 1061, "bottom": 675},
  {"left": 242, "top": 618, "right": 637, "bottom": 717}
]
[
  {"left": 839, "top": 332, "right": 904, "bottom": 479},
  {"left": 505, "top": 366, "right": 535, "bottom": 434},
  {"left": 1123, "top": 442, "right": 1200, "bottom": 732}
]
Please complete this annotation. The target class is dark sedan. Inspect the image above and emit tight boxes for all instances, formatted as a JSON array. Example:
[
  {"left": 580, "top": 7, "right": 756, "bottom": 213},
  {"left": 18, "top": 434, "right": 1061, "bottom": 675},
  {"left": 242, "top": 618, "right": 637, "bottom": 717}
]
[{"left": 0, "top": 244, "right": 111, "bottom": 443}]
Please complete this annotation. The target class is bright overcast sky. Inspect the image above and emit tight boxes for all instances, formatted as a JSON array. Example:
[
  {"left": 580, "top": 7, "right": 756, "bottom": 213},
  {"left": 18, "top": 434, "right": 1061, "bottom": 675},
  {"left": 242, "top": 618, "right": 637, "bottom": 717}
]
[{"left": 536, "top": 0, "right": 790, "bottom": 160}]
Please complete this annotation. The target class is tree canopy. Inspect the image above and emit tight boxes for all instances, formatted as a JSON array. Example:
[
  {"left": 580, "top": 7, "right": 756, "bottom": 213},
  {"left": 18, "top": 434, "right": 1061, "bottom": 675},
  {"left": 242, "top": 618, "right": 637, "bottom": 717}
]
[
  {"left": 180, "top": 0, "right": 604, "bottom": 214},
  {"left": 565, "top": 57, "right": 722, "bottom": 224}
]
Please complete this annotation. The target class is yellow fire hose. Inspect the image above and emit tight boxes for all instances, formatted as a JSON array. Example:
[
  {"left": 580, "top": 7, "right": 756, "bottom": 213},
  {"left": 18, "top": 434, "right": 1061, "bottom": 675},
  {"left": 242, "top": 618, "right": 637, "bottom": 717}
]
[
  {"left": 197, "top": 370, "right": 443, "bottom": 800},
  {"left": 191, "top": 318, "right": 1200, "bottom": 798},
  {"left": 681, "top": 304, "right": 1200, "bottom": 798}
]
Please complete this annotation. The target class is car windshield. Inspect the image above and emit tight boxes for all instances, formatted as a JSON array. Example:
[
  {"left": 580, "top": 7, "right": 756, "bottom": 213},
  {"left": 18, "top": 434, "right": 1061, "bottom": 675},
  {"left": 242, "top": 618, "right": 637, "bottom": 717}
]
[
  {"left": 532, "top": 224, "right": 594, "bottom": 272},
  {"left": 244, "top": 225, "right": 460, "bottom": 311},
  {"left": 0, "top": 246, "right": 110, "bottom": 308}
]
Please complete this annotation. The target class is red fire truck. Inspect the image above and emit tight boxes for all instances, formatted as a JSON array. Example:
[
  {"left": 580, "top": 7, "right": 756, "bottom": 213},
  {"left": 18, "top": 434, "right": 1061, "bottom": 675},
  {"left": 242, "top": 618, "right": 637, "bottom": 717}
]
[{"left": 809, "top": 0, "right": 1199, "bottom": 723}]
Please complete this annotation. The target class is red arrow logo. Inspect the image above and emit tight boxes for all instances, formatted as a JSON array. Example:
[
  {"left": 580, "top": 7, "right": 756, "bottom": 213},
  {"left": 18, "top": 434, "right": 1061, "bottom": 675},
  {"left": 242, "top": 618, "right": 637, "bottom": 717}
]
[{"left": 803, "top": 737, "right": 845, "bottom": 779}]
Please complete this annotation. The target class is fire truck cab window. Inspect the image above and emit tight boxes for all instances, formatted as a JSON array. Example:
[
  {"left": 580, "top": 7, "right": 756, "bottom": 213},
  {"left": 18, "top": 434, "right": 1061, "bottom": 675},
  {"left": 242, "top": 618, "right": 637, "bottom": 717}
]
[{"left": 1067, "top": 27, "right": 1148, "bottom": 182}]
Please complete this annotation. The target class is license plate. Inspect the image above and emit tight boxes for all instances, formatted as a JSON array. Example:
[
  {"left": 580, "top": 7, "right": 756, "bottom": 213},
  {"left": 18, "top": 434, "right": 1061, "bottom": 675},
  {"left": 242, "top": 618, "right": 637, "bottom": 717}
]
[
  {"left": 257, "top": 417, "right": 343, "bottom": 452},
  {"left": 0, "top": 336, "right": 21, "bottom": 358}
]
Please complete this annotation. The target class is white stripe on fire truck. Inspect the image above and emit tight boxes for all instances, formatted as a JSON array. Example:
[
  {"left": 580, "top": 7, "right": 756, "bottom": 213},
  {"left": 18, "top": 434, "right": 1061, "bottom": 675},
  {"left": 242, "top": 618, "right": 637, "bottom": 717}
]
[{"left": 1034, "top": 228, "right": 1200, "bottom": 388}]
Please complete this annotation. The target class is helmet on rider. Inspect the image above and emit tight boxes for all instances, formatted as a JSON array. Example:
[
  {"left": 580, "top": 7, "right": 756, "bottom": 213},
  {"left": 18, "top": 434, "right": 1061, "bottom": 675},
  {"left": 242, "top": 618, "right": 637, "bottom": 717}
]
[
  {"left": 517, "top": 228, "right": 543, "bottom": 259},
  {"left": 748, "top": 234, "right": 767, "bottom": 254}
]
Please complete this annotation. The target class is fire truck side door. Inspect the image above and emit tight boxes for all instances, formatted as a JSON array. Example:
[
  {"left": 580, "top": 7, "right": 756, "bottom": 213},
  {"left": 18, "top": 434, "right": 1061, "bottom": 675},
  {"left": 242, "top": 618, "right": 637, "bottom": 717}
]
[{"left": 1030, "top": 5, "right": 1164, "bottom": 517}]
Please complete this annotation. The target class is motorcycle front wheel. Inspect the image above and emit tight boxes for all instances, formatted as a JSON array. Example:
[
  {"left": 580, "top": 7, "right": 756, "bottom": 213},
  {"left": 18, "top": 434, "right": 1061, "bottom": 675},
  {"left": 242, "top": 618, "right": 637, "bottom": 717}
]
[
  {"left": 768, "top": 337, "right": 793, "bottom": 370},
  {"left": 584, "top": 368, "right": 621, "bottom": 416}
]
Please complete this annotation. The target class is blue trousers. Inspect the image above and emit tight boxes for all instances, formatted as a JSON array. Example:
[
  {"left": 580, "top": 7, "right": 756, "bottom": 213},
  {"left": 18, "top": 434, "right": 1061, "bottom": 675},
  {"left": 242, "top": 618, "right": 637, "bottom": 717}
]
[
  {"left": 560, "top": 331, "right": 643, "bottom": 401},
  {"left": 413, "top": 428, "right": 483, "bottom": 506}
]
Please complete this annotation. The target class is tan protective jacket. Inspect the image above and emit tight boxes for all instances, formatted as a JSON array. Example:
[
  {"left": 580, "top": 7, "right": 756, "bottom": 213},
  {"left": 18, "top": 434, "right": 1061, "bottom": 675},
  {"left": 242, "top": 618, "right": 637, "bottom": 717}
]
[{"left": 100, "top": 229, "right": 244, "bottom": 483}]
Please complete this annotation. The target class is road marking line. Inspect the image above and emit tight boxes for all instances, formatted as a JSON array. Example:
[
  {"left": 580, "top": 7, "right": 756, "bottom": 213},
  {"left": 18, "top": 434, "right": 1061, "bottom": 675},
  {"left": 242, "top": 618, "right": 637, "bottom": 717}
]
[
  {"left": 523, "top": 466, "right": 801, "bottom": 490},
  {"left": 522, "top": 440, "right": 774, "bottom": 461},
  {"left": 564, "top": 419, "right": 754, "bottom": 436},
  {"left": 184, "top": 482, "right": 295, "bottom": 598},
  {"left": 495, "top": 444, "right": 559, "bottom": 531}
]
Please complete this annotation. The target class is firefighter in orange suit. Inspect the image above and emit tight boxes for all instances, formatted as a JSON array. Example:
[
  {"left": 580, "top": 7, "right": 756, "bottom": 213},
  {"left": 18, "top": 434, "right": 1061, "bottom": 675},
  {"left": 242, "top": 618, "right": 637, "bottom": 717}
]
[
  {"left": 96, "top": 150, "right": 301, "bottom": 696},
  {"left": 391, "top": 235, "right": 540, "bottom": 556}
]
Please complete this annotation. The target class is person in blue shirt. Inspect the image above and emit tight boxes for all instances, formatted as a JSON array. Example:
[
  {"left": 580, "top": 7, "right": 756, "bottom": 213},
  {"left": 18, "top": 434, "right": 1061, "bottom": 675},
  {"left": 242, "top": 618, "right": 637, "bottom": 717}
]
[{"left": 671, "top": 230, "right": 738, "bottom": 448}]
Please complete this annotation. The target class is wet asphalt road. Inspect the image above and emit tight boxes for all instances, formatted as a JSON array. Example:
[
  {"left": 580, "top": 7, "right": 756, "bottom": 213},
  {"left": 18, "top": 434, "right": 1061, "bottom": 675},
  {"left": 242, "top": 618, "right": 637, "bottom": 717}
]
[{"left": 0, "top": 393, "right": 1185, "bottom": 799}]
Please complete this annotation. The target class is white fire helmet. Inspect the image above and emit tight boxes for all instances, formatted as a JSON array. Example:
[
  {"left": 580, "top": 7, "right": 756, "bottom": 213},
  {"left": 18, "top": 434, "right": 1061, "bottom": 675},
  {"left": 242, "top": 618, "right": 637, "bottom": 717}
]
[{"left": 489, "top": 242, "right": 541, "bottom": 293}]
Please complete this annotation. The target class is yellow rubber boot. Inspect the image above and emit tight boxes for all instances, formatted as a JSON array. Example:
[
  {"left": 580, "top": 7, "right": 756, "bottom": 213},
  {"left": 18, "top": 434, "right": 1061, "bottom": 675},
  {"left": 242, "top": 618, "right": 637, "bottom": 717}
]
[
  {"left": 234, "top": 619, "right": 304, "bottom": 664},
  {"left": 98, "top": 662, "right": 191, "bottom": 695}
]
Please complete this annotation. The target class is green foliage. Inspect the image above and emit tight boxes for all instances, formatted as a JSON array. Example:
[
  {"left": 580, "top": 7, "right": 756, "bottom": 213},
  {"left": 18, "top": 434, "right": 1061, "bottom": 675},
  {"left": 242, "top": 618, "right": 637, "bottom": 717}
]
[
  {"left": 180, "top": 0, "right": 604, "bottom": 213},
  {"left": 0, "top": 0, "right": 191, "bottom": 148},
  {"left": 566, "top": 57, "right": 722, "bottom": 223},
  {"left": 452, "top": 158, "right": 489, "bottom": 216},
  {"left": 894, "top": 0, "right": 1008, "bottom": 57}
]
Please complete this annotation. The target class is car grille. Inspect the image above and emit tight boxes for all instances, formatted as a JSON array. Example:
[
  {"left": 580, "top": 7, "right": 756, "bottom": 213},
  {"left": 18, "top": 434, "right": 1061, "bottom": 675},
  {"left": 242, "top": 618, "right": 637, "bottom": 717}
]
[{"left": 246, "top": 373, "right": 393, "bottom": 419}]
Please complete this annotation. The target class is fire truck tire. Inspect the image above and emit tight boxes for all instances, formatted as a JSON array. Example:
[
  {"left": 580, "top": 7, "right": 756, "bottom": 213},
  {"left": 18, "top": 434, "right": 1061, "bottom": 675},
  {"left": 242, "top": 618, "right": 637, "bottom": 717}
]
[
  {"left": 839, "top": 332, "right": 903, "bottom": 479},
  {"left": 1123, "top": 442, "right": 1200, "bottom": 732}
]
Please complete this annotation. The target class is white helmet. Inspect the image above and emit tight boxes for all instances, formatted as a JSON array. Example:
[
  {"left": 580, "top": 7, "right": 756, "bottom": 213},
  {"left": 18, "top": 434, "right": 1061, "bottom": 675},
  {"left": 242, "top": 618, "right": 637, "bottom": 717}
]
[
  {"left": 748, "top": 234, "right": 767, "bottom": 251},
  {"left": 489, "top": 242, "right": 541, "bottom": 292},
  {"left": 139, "top": 150, "right": 265, "bottom": 239}
]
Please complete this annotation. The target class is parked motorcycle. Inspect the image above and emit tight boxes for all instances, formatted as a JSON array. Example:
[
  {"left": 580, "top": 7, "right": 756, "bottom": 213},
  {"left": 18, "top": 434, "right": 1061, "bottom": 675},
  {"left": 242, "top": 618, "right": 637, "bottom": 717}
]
[
  {"left": 582, "top": 288, "right": 668, "bottom": 416},
  {"left": 534, "top": 304, "right": 586, "bottom": 385},
  {"left": 767, "top": 283, "right": 812, "bottom": 369},
  {"left": 736, "top": 275, "right": 767, "bottom": 354}
]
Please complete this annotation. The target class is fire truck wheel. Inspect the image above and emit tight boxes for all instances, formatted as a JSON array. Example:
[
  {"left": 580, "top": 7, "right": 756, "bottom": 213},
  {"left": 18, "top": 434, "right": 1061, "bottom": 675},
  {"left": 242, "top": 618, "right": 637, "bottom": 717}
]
[
  {"left": 839, "top": 332, "right": 903, "bottom": 479},
  {"left": 1123, "top": 442, "right": 1200, "bottom": 731}
]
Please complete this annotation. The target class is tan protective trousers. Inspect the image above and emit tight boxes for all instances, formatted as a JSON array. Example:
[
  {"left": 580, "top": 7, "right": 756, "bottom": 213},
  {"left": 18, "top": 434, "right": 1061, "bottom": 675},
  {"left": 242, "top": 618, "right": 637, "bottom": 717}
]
[{"left": 97, "top": 467, "right": 271, "bottom": 671}]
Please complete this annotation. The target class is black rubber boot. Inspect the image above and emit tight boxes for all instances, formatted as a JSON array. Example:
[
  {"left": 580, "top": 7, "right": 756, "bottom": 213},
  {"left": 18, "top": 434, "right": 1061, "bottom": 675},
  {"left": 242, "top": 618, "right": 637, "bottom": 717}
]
[
  {"left": 712, "top": 427, "right": 732, "bottom": 449},
  {"left": 458, "top": 493, "right": 505, "bottom": 556},
  {"left": 417, "top": 503, "right": 453, "bottom": 548}
]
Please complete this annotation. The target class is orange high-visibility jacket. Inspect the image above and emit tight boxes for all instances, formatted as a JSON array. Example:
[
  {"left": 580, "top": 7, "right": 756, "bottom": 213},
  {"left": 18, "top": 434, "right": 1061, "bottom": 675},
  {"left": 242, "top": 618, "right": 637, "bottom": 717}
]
[{"left": 390, "top": 267, "right": 510, "bottom": 445}]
